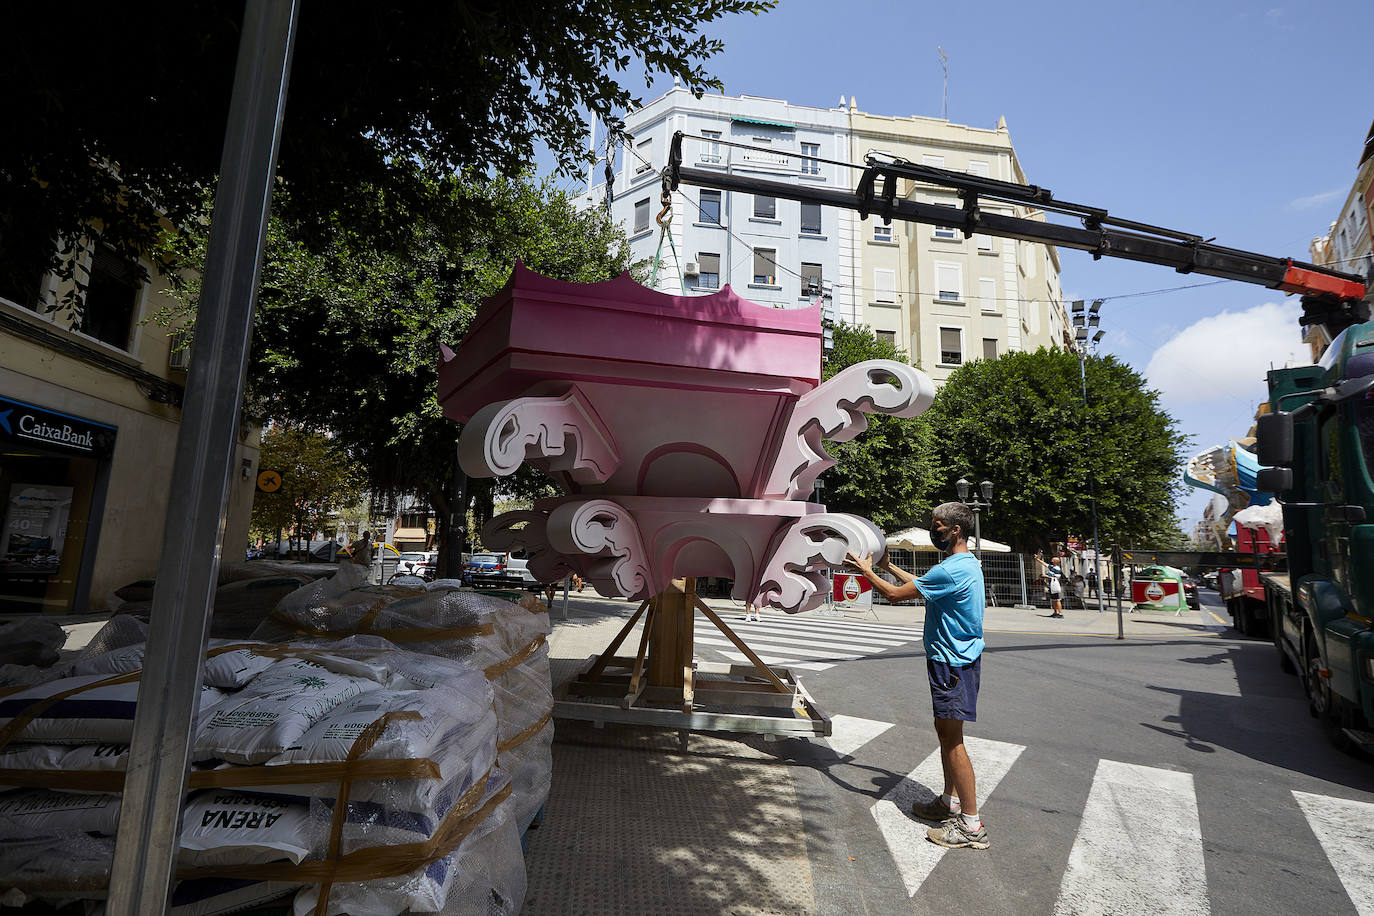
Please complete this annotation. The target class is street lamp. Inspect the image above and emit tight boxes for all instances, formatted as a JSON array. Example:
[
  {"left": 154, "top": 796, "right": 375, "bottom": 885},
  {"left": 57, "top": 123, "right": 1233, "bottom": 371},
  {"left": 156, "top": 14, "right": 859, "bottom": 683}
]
[
  {"left": 955, "top": 477, "right": 993, "bottom": 560},
  {"left": 1071, "top": 300, "right": 1107, "bottom": 613}
]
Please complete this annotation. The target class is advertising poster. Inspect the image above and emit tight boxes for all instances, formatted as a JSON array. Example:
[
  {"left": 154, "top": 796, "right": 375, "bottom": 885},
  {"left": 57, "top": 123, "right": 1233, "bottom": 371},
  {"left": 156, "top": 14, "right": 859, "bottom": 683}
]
[
  {"left": 2, "top": 485, "right": 73, "bottom": 571},
  {"left": 832, "top": 572, "right": 873, "bottom": 609}
]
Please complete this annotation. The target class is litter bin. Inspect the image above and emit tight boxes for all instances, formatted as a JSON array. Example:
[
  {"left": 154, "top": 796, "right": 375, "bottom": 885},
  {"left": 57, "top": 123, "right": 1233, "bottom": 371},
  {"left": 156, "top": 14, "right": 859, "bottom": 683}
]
[{"left": 1131, "top": 564, "right": 1188, "bottom": 611}]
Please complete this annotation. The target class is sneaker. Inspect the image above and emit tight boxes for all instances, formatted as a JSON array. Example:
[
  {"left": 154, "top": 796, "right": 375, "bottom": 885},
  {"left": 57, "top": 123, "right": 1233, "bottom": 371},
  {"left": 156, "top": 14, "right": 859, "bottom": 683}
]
[
  {"left": 910, "top": 796, "right": 958, "bottom": 821},
  {"left": 926, "top": 818, "right": 989, "bottom": 849}
]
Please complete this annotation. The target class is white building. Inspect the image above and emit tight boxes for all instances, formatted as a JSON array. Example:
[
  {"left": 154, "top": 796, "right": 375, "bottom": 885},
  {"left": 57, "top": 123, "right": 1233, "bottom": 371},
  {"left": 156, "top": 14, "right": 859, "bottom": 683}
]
[{"left": 590, "top": 88, "right": 1068, "bottom": 382}]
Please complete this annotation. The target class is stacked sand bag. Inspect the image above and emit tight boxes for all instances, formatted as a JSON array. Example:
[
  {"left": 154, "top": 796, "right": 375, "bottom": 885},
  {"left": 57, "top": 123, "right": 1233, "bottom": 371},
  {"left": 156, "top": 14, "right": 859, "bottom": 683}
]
[
  {"left": 0, "top": 615, "right": 523, "bottom": 916},
  {"left": 254, "top": 566, "right": 554, "bottom": 835}
]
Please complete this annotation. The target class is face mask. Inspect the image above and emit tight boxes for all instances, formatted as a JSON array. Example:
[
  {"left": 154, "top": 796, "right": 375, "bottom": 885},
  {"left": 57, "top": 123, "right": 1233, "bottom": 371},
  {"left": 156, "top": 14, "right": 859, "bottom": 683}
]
[{"left": 930, "top": 526, "right": 951, "bottom": 552}]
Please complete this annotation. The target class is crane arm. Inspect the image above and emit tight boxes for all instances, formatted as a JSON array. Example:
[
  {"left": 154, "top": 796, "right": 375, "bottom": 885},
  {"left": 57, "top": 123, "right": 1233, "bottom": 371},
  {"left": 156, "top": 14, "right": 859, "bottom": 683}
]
[{"left": 665, "top": 132, "right": 1369, "bottom": 335}]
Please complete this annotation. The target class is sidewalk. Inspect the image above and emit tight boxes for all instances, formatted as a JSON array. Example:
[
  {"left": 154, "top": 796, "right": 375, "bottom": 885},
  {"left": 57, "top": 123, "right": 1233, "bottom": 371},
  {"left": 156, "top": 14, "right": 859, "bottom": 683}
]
[{"left": 521, "top": 591, "right": 1231, "bottom": 913}]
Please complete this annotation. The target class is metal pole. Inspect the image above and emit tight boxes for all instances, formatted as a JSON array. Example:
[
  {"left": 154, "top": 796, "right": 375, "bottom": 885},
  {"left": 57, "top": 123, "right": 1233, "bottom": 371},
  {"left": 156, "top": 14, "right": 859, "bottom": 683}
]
[
  {"left": 1018, "top": 554, "right": 1028, "bottom": 606},
  {"left": 106, "top": 3, "right": 298, "bottom": 911},
  {"left": 1113, "top": 545, "right": 1125, "bottom": 640},
  {"left": 1079, "top": 349, "right": 1106, "bottom": 613},
  {"left": 974, "top": 507, "right": 982, "bottom": 562}
]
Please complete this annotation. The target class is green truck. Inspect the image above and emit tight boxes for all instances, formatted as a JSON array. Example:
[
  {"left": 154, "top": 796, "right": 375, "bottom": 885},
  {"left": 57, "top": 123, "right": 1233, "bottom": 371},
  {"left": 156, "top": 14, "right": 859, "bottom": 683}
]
[{"left": 1257, "top": 329, "right": 1374, "bottom": 753}]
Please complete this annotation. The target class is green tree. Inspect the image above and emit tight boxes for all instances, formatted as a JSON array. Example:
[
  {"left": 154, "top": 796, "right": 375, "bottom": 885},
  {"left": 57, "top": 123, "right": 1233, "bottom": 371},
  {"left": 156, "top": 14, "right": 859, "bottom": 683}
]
[
  {"left": 925, "top": 347, "right": 1187, "bottom": 553},
  {"left": 253, "top": 425, "right": 367, "bottom": 556},
  {"left": 0, "top": 0, "right": 774, "bottom": 304},
  {"left": 159, "top": 170, "right": 638, "bottom": 568},
  {"left": 819, "top": 324, "right": 941, "bottom": 531}
]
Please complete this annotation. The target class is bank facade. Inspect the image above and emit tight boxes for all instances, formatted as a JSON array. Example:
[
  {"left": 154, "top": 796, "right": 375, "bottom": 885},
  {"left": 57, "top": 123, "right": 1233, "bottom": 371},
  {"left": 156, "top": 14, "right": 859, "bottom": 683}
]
[{"left": 0, "top": 247, "right": 257, "bottom": 613}]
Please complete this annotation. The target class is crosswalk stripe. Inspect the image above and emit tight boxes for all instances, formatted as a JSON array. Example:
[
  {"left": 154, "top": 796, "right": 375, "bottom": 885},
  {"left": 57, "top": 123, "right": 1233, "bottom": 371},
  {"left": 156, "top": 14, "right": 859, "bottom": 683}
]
[
  {"left": 692, "top": 629, "right": 901, "bottom": 655},
  {"left": 825, "top": 715, "right": 895, "bottom": 757},
  {"left": 698, "top": 619, "right": 914, "bottom": 646},
  {"left": 694, "top": 634, "right": 865, "bottom": 663},
  {"left": 1053, "top": 760, "right": 1208, "bottom": 915},
  {"left": 746, "top": 616, "right": 920, "bottom": 637},
  {"left": 716, "top": 650, "right": 833, "bottom": 672},
  {"left": 1292, "top": 790, "right": 1374, "bottom": 916},
  {"left": 870, "top": 736, "right": 1025, "bottom": 897}
]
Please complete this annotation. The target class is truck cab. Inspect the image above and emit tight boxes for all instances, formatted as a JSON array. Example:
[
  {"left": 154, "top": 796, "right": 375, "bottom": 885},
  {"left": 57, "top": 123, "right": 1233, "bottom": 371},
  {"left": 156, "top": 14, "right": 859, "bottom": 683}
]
[{"left": 1260, "top": 324, "right": 1374, "bottom": 749}]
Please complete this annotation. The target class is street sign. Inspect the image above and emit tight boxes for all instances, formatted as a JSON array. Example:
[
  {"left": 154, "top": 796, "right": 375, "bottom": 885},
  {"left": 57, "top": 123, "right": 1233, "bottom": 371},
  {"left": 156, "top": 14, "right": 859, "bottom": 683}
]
[{"left": 256, "top": 469, "right": 283, "bottom": 493}]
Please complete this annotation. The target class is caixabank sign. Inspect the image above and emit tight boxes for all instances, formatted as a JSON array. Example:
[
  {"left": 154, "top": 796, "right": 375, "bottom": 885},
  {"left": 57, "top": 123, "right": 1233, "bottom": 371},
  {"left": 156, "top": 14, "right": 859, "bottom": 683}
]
[{"left": 0, "top": 396, "right": 117, "bottom": 459}]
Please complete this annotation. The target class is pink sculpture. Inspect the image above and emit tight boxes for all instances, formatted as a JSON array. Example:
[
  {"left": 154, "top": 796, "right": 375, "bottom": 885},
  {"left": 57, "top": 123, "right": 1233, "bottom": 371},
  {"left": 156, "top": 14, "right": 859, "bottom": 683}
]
[{"left": 439, "top": 264, "right": 934, "bottom": 612}]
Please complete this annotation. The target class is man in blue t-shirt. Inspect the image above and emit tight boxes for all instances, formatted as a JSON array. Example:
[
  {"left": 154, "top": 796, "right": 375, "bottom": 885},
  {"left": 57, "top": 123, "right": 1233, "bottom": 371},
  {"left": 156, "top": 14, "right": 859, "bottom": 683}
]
[{"left": 846, "top": 501, "right": 989, "bottom": 850}]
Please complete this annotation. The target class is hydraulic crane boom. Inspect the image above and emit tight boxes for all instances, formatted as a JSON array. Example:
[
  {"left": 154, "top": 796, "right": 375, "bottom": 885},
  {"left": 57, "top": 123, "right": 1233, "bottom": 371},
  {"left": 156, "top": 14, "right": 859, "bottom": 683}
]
[{"left": 665, "top": 132, "right": 1370, "bottom": 337}]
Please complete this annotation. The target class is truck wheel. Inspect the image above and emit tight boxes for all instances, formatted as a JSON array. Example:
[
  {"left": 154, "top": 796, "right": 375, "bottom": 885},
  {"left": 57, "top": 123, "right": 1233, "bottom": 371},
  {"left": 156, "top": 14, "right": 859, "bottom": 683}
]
[
  {"left": 1228, "top": 598, "right": 1247, "bottom": 635},
  {"left": 1304, "top": 632, "right": 1333, "bottom": 720}
]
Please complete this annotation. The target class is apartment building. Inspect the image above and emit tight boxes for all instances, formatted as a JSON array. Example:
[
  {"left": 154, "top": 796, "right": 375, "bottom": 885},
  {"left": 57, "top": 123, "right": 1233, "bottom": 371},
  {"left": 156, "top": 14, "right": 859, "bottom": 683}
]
[
  {"left": 593, "top": 88, "right": 1066, "bottom": 383},
  {"left": 0, "top": 239, "right": 258, "bottom": 612},
  {"left": 848, "top": 104, "right": 1066, "bottom": 382},
  {"left": 1306, "top": 120, "right": 1374, "bottom": 361}
]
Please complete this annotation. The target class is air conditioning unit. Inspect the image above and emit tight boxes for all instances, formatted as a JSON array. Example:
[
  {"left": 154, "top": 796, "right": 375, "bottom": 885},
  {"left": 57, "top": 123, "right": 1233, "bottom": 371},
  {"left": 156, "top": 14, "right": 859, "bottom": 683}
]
[{"left": 684, "top": 261, "right": 699, "bottom": 275}]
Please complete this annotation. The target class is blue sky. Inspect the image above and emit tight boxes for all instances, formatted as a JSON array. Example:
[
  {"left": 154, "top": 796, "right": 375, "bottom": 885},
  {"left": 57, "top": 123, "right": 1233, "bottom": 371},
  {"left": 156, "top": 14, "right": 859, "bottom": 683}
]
[{"left": 538, "top": 0, "right": 1374, "bottom": 531}]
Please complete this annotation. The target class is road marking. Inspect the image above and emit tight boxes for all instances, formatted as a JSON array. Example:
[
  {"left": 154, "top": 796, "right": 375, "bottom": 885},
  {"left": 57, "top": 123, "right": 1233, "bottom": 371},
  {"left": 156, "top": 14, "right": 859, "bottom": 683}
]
[
  {"left": 705, "top": 618, "right": 913, "bottom": 645},
  {"left": 693, "top": 629, "right": 902, "bottom": 657},
  {"left": 870, "top": 736, "right": 1025, "bottom": 897},
  {"left": 1053, "top": 759, "right": 1208, "bottom": 916},
  {"left": 1293, "top": 790, "right": 1374, "bottom": 916},
  {"left": 715, "top": 650, "right": 833, "bottom": 672},
  {"left": 825, "top": 715, "right": 895, "bottom": 757},
  {"left": 1207, "top": 611, "right": 1228, "bottom": 626},
  {"left": 694, "top": 635, "right": 863, "bottom": 663}
]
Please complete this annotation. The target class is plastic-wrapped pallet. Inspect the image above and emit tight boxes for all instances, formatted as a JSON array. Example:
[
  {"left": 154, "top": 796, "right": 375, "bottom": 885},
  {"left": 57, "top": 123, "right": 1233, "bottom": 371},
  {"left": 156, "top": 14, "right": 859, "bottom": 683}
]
[
  {"left": 292, "top": 770, "right": 521, "bottom": 916},
  {"left": 0, "top": 619, "right": 518, "bottom": 914},
  {"left": 253, "top": 570, "right": 554, "bottom": 832}
]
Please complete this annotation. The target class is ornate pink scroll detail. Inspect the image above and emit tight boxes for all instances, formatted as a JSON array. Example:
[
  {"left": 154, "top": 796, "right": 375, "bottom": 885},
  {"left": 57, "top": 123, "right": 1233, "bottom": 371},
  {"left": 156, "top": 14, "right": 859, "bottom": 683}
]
[
  {"left": 457, "top": 384, "right": 621, "bottom": 484},
  {"left": 546, "top": 499, "right": 653, "bottom": 598},
  {"left": 481, "top": 510, "right": 573, "bottom": 584},
  {"left": 762, "top": 360, "right": 935, "bottom": 500},
  {"left": 755, "top": 513, "right": 887, "bottom": 613}
]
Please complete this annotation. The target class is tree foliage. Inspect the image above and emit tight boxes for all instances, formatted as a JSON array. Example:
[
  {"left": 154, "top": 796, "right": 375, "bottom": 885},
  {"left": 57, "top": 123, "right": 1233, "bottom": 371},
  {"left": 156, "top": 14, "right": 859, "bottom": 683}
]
[
  {"left": 252, "top": 425, "right": 367, "bottom": 553},
  {"left": 925, "top": 348, "right": 1187, "bottom": 553},
  {"left": 0, "top": 0, "right": 773, "bottom": 304},
  {"left": 819, "top": 324, "right": 941, "bottom": 531},
  {"left": 158, "top": 169, "right": 639, "bottom": 563}
]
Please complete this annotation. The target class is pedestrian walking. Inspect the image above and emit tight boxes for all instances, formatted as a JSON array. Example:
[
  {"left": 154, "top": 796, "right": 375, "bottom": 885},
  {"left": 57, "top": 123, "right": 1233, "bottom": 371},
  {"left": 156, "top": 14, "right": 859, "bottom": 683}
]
[
  {"left": 1047, "top": 557, "right": 1064, "bottom": 617},
  {"left": 1086, "top": 566, "right": 1098, "bottom": 597},
  {"left": 742, "top": 600, "right": 761, "bottom": 622},
  {"left": 845, "top": 501, "right": 990, "bottom": 850}
]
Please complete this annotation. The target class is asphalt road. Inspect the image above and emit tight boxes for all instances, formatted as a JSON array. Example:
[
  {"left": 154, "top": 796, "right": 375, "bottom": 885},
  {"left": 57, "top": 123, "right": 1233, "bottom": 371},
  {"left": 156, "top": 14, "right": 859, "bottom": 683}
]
[{"left": 761, "top": 588, "right": 1374, "bottom": 915}]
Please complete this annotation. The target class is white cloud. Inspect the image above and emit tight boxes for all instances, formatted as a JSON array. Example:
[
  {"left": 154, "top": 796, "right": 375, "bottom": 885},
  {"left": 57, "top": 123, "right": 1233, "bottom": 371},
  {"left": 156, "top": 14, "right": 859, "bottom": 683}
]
[
  {"left": 1145, "top": 301, "right": 1309, "bottom": 406},
  {"left": 1287, "top": 188, "right": 1342, "bottom": 210}
]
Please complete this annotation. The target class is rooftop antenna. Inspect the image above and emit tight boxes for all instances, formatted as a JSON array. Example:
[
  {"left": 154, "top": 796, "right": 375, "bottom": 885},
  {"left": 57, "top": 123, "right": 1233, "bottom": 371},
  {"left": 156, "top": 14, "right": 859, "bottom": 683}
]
[{"left": 938, "top": 46, "right": 949, "bottom": 119}]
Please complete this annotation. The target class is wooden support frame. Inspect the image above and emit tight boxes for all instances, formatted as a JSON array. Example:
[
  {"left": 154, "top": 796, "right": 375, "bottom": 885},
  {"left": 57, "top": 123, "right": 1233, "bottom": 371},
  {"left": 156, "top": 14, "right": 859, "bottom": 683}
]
[
  {"left": 559, "top": 577, "right": 829, "bottom": 738},
  {"left": 692, "top": 596, "right": 791, "bottom": 694}
]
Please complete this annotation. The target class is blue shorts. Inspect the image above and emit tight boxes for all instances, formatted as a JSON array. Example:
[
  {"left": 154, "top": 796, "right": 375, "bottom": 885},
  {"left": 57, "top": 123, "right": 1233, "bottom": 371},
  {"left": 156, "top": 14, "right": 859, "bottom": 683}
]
[{"left": 927, "top": 656, "right": 981, "bottom": 722}]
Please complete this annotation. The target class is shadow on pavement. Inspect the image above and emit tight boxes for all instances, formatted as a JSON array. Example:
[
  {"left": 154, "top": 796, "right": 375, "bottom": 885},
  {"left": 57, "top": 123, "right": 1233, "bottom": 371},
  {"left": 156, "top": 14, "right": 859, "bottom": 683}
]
[{"left": 523, "top": 721, "right": 817, "bottom": 916}]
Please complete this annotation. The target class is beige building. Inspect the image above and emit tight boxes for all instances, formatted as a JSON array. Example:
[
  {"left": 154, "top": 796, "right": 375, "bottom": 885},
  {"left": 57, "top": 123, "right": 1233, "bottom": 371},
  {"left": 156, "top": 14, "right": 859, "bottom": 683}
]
[
  {"left": 1305, "top": 120, "right": 1374, "bottom": 361},
  {"left": 847, "top": 103, "right": 1068, "bottom": 383},
  {"left": 0, "top": 240, "right": 258, "bottom": 612}
]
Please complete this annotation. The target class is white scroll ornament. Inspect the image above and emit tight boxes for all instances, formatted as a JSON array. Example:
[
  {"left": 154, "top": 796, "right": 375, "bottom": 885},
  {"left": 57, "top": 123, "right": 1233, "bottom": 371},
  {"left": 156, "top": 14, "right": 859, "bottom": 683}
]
[
  {"left": 545, "top": 499, "right": 653, "bottom": 599},
  {"left": 755, "top": 513, "right": 887, "bottom": 613},
  {"left": 763, "top": 360, "right": 934, "bottom": 500},
  {"left": 457, "top": 384, "right": 620, "bottom": 485}
]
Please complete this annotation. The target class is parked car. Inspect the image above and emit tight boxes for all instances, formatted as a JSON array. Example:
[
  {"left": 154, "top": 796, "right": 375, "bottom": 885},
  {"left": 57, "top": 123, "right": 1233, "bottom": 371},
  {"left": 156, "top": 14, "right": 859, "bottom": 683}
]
[
  {"left": 396, "top": 551, "right": 437, "bottom": 577},
  {"left": 1181, "top": 574, "right": 1200, "bottom": 609},
  {"left": 461, "top": 552, "right": 506, "bottom": 585},
  {"left": 505, "top": 556, "right": 540, "bottom": 588}
]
